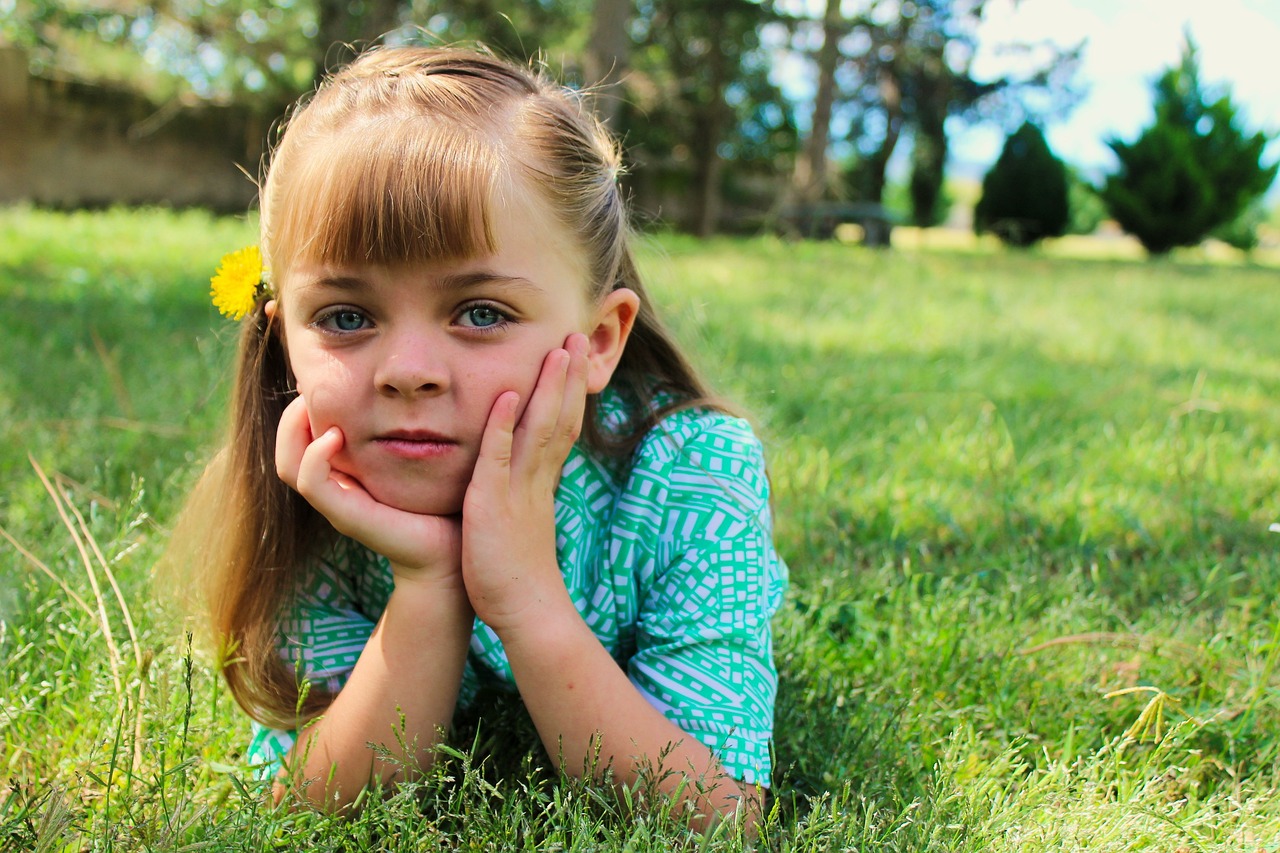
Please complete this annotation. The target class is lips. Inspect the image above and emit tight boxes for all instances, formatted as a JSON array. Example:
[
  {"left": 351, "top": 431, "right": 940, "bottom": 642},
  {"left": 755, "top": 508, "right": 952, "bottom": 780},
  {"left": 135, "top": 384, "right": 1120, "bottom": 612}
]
[{"left": 373, "top": 429, "right": 458, "bottom": 460}]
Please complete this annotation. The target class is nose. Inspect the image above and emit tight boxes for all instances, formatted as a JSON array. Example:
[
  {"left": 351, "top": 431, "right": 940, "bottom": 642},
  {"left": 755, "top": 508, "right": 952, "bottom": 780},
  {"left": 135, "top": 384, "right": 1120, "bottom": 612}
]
[{"left": 374, "top": 334, "right": 450, "bottom": 398}]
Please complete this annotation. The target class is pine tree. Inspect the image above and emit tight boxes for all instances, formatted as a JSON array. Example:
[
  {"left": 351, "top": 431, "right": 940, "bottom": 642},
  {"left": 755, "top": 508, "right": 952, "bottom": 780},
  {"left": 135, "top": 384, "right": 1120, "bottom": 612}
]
[
  {"left": 973, "top": 122, "right": 1069, "bottom": 247},
  {"left": 1100, "top": 37, "right": 1277, "bottom": 255}
]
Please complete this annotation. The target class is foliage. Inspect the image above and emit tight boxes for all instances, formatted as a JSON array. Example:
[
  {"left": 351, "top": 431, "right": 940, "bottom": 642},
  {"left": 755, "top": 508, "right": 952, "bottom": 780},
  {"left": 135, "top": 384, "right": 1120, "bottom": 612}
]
[
  {"left": 1213, "top": 200, "right": 1268, "bottom": 254},
  {"left": 400, "top": 0, "right": 586, "bottom": 69},
  {"left": 836, "top": 0, "right": 1082, "bottom": 219},
  {"left": 7, "top": 0, "right": 317, "bottom": 108},
  {"left": 974, "top": 121, "right": 1069, "bottom": 247},
  {"left": 5, "top": 209, "right": 1280, "bottom": 848},
  {"left": 1100, "top": 37, "right": 1278, "bottom": 255},
  {"left": 1065, "top": 167, "right": 1107, "bottom": 236},
  {"left": 8, "top": 0, "right": 1088, "bottom": 237},
  {"left": 880, "top": 174, "right": 953, "bottom": 227},
  {"left": 907, "top": 118, "right": 948, "bottom": 227},
  {"left": 623, "top": 0, "right": 797, "bottom": 234}
]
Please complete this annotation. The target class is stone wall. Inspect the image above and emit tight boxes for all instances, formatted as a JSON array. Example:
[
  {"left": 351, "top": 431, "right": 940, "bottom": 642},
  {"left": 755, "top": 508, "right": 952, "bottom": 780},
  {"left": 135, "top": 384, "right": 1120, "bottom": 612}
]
[{"left": 0, "top": 47, "right": 267, "bottom": 212}]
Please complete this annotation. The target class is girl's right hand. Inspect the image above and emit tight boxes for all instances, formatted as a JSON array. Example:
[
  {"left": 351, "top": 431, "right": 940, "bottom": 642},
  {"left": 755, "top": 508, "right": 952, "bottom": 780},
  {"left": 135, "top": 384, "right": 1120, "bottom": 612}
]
[{"left": 276, "top": 395, "right": 463, "bottom": 585}]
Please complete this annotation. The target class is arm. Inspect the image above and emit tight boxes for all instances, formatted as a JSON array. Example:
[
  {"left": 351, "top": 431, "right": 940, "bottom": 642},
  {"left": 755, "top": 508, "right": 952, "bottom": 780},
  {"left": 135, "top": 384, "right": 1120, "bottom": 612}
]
[
  {"left": 462, "top": 338, "right": 768, "bottom": 828},
  {"left": 276, "top": 575, "right": 472, "bottom": 808},
  {"left": 274, "top": 397, "right": 472, "bottom": 809},
  {"left": 501, "top": 603, "right": 755, "bottom": 826}
]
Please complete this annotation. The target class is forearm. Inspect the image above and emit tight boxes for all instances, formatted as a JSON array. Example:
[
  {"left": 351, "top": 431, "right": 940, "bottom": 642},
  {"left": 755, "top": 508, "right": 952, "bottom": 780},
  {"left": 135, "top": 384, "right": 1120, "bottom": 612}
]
[
  {"left": 500, "top": 598, "right": 754, "bottom": 828},
  {"left": 279, "top": 578, "right": 473, "bottom": 809}
]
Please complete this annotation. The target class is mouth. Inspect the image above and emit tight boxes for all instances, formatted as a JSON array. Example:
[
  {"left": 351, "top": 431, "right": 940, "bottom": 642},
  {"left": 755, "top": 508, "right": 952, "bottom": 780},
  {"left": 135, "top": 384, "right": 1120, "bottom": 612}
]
[{"left": 374, "top": 429, "right": 458, "bottom": 460}]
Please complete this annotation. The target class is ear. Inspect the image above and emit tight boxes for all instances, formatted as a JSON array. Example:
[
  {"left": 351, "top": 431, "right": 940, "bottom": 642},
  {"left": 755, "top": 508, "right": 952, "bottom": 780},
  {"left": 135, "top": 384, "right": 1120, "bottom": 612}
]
[
  {"left": 264, "top": 299, "right": 278, "bottom": 321},
  {"left": 585, "top": 288, "right": 640, "bottom": 394}
]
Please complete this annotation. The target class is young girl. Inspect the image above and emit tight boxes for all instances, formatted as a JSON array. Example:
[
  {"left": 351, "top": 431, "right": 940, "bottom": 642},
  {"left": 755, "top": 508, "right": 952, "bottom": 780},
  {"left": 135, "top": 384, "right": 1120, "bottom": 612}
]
[{"left": 177, "top": 45, "right": 787, "bottom": 823}]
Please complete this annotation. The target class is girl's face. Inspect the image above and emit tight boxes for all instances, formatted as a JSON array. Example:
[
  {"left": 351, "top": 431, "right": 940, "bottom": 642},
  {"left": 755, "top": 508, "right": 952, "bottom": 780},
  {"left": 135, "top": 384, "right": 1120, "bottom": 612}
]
[{"left": 275, "top": 186, "right": 611, "bottom": 516}]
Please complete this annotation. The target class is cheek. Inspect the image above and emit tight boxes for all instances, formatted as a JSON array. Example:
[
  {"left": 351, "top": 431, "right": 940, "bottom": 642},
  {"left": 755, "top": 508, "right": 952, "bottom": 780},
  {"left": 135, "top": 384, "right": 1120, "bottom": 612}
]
[
  {"left": 289, "top": 353, "right": 359, "bottom": 430},
  {"left": 301, "top": 384, "right": 349, "bottom": 434},
  {"left": 466, "top": 357, "right": 545, "bottom": 421}
]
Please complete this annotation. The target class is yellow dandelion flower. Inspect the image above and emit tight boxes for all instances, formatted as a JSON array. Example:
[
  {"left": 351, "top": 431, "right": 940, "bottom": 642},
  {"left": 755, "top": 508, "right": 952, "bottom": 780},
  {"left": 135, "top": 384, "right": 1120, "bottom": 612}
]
[{"left": 210, "top": 246, "right": 264, "bottom": 320}]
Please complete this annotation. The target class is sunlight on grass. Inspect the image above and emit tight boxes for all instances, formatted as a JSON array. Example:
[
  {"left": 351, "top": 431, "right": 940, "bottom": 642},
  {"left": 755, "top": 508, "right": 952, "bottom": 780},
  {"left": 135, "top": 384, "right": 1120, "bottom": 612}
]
[{"left": 3, "top": 209, "right": 1280, "bottom": 849}]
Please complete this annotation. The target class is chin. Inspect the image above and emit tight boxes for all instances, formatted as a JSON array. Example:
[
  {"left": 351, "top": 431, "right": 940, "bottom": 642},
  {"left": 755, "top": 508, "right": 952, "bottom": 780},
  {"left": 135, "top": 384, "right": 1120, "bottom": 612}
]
[{"left": 365, "top": 480, "right": 466, "bottom": 517}]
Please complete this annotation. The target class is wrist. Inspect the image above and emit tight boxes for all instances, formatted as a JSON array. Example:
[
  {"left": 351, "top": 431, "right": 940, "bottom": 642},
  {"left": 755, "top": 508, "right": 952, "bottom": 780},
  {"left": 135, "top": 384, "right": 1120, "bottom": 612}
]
[
  {"left": 493, "top": 593, "right": 585, "bottom": 653},
  {"left": 390, "top": 570, "right": 472, "bottom": 613}
]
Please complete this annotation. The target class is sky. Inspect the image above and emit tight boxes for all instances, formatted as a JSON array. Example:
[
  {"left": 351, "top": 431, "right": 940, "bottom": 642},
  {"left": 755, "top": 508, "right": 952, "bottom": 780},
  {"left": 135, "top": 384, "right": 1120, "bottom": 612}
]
[{"left": 959, "top": 0, "right": 1280, "bottom": 184}]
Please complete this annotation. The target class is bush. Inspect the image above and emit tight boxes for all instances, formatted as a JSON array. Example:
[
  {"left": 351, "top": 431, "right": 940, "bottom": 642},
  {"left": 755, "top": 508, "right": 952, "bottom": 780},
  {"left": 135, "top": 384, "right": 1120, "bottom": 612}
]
[
  {"left": 1066, "top": 168, "right": 1107, "bottom": 236},
  {"left": 1214, "top": 201, "right": 1267, "bottom": 254},
  {"left": 1100, "top": 37, "right": 1277, "bottom": 255},
  {"left": 973, "top": 122, "right": 1069, "bottom": 247}
]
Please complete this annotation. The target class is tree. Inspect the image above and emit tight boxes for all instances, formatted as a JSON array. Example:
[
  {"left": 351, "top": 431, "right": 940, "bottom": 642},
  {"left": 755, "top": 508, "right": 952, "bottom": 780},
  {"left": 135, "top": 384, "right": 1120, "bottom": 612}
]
[
  {"left": 973, "top": 121, "right": 1068, "bottom": 247},
  {"left": 404, "top": 0, "right": 581, "bottom": 67},
  {"left": 625, "top": 0, "right": 794, "bottom": 236},
  {"left": 907, "top": 84, "right": 948, "bottom": 227},
  {"left": 582, "top": 0, "right": 633, "bottom": 128},
  {"left": 1065, "top": 167, "right": 1106, "bottom": 236},
  {"left": 1214, "top": 200, "right": 1267, "bottom": 255},
  {"left": 8, "top": 0, "right": 585, "bottom": 109},
  {"left": 836, "top": 0, "right": 1081, "bottom": 242},
  {"left": 1100, "top": 37, "right": 1277, "bottom": 255},
  {"left": 788, "top": 0, "right": 846, "bottom": 207},
  {"left": 9, "top": 0, "right": 320, "bottom": 109},
  {"left": 313, "top": 0, "right": 401, "bottom": 82}
]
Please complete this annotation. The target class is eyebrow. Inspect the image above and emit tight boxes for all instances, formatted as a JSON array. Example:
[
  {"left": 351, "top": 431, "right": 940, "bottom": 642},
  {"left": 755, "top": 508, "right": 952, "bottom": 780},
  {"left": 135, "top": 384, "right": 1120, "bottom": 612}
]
[
  {"left": 294, "top": 275, "right": 371, "bottom": 296},
  {"left": 295, "top": 270, "right": 543, "bottom": 295},
  {"left": 438, "top": 271, "right": 544, "bottom": 295}
]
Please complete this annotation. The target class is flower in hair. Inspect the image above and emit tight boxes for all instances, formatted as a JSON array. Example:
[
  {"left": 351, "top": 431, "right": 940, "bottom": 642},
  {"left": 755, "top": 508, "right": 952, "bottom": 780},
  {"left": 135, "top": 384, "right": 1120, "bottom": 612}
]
[{"left": 210, "top": 246, "right": 267, "bottom": 320}]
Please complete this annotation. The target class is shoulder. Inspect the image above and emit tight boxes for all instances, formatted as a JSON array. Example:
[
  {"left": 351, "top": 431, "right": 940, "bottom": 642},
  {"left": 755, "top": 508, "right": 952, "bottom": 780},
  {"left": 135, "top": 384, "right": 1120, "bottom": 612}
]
[{"left": 627, "top": 406, "right": 772, "bottom": 529}]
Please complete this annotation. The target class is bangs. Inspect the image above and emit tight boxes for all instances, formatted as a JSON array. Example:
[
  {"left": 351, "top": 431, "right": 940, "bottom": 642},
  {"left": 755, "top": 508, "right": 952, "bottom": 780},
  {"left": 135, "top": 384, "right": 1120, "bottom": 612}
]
[{"left": 266, "top": 114, "right": 502, "bottom": 274}]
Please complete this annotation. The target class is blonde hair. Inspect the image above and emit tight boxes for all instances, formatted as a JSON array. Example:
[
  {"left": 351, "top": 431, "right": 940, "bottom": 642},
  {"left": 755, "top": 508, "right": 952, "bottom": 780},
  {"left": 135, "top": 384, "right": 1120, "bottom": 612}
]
[{"left": 171, "top": 46, "right": 721, "bottom": 728}]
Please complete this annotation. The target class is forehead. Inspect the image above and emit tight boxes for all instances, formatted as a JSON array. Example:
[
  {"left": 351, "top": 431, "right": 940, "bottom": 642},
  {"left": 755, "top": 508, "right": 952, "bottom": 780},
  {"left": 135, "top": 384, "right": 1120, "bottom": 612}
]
[
  {"left": 279, "top": 178, "right": 591, "bottom": 300},
  {"left": 266, "top": 112, "right": 502, "bottom": 277}
]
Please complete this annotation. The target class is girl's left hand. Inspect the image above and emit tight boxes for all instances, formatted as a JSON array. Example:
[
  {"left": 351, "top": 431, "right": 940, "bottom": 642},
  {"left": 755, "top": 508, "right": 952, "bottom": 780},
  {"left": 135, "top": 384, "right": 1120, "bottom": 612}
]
[{"left": 461, "top": 333, "right": 590, "bottom": 632}]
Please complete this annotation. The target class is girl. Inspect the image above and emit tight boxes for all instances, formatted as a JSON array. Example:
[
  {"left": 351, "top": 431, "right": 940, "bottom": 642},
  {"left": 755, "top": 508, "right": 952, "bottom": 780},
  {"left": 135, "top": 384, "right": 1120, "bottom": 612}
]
[{"left": 176, "top": 46, "right": 786, "bottom": 824}]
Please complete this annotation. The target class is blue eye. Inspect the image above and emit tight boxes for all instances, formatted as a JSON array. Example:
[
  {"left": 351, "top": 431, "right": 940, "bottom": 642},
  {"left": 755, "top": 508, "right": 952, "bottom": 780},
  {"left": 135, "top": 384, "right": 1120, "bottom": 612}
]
[
  {"left": 316, "top": 308, "right": 370, "bottom": 333},
  {"left": 333, "top": 311, "right": 366, "bottom": 331},
  {"left": 460, "top": 304, "right": 506, "bottom": 329}
]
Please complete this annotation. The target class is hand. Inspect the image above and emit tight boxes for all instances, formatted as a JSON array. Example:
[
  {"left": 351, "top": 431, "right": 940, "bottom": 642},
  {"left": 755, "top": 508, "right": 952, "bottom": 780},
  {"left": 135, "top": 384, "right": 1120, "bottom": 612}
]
[
  {"left": 276, "top": 395, "right": 462, "bottom": 585},
  {"left": 461, "top": 334, "right": 590, "bottom": 631}
]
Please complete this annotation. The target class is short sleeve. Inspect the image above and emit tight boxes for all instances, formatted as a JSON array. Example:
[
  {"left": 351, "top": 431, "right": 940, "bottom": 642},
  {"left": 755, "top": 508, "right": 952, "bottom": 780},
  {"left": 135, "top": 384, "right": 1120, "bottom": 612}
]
[
  {"left": 624, "top": 414, "right": 787, "bottom": 788},
  {"left": 244, "top": 542, "right": 382, "bottom": 779}
]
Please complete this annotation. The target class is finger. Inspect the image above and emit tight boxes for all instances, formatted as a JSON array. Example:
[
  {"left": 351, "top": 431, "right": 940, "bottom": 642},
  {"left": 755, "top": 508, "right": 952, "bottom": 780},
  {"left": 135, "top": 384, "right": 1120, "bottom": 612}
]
[
  {"left": 472, "top": 390, "right": 520, "bottom": 490},
  {"left": 293, "top": 425, "right": 346, "bottom": 502},
  {"left": 513, "top": 347, "right": 571, "bottom": 459},
  {"left": 555, "top": 333, "right": 590, "bottom": 449},
  {"left": 275, "top": 395, "right": 313, "bottom": 489},
  {"left": 291, "top": 427, "right": 391, "bottom": 539}
]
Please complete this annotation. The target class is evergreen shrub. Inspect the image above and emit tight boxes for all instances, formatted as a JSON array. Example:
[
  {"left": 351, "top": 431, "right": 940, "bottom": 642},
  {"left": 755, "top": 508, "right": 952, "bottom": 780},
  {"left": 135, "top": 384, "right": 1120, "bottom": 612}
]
[{"left": 973, "top": 122, "right": 1069, "bottom": 248}]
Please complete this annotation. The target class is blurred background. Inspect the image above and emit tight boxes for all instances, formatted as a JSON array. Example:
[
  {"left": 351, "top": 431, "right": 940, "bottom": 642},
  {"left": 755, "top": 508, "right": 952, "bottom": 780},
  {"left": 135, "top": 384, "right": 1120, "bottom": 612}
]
[{"left": 2, "top": 0, "right": 1277, "bottom": 255}]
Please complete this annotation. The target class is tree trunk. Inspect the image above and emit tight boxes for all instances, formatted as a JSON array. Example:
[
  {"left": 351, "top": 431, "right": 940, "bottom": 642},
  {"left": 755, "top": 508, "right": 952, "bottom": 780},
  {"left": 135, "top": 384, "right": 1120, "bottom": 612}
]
[
  {"left": 855, "top": 66, "right": 906, "bottom": 217},
  {"left": 690, "top": 104, "right": 728, "bottom": 237},
  {"left": 791, "top": 0, "right": 843, "bottom": 206},
  {"left": 908, "top": 124, "right": 947, "bottom": 227},
  {"left": 583, "top": 0, "right": 632, "bottom": 128},
  {"left": 689, "top": 10, "right": 730, "bottom": 237}
]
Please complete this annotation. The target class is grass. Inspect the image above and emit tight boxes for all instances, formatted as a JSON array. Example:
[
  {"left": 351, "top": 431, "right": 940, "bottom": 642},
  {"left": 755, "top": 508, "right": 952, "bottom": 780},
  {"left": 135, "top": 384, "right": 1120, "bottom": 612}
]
[{"left": 3, "top": 206, "right": 1280, "bottom": 849}]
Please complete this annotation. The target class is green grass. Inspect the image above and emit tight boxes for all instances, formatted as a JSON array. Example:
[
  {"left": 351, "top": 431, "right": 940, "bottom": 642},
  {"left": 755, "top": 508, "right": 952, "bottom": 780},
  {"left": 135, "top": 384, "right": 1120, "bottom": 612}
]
[{"left": 3, "top": 207, "right": 1280, "bottom": 849}]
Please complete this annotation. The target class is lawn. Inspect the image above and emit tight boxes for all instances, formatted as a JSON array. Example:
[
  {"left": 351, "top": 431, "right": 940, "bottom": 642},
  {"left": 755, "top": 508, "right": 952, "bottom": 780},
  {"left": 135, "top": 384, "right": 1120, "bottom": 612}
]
[{"left": 3, "top": 207, "right": 1280, "bottom": 850}]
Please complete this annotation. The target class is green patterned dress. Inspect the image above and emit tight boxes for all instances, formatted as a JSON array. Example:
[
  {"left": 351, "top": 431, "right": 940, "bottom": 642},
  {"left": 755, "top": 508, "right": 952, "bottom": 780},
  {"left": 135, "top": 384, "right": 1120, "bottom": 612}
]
[{"left": 246, "top": 394, "right": 788, "bottom": 787}]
